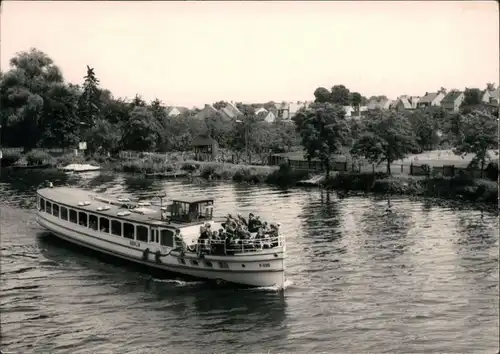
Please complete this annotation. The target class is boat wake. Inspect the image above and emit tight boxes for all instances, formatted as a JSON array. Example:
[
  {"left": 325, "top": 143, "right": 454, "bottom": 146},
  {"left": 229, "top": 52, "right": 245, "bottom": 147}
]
[
  {"left": 152, "top": 278, "right": 205, "bottom": 286},
  {"left": 251, "top": 278, "right": 294, "bottom": 292}
]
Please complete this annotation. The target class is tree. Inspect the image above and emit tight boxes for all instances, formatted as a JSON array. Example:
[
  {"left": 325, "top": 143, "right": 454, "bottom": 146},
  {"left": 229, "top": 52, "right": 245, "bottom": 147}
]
[
  {"left": 78, "top": 65, "right": 101, "bottom": 129},
  {"left": 313, "top": 87, "right": 331, "bottom": 103},
  {"left": 121, "top": 106, "right": 160, "bottom": 152},
  {"left": 407, "top": 109, "right": 441, "bottom": 151},
  {"left": 438, "top": 87, "right": 447, "bottom": 94},
  {"left": 204, "top": 113, "right": 233, "bottom": 149},
  {"left": 132, "top": 94, "right": 146, "bottom": 107},
  {"left": 212, "top": 101, "right": 227, "bottom": 110},
  {"left": 294, "top": 103, "right": 351, "bottom": 177},
  {"left": 462, "top": 88, "right": 483, "bottom": 106},
  {"left": 40, "top": 83, "right": 81, "bottom": 148},
  {"left": 486, "top": 82, "right": 496, "bottom": 91},
  {"left": 330, "top": 85, "right": 350, "bottom": 106},
  {"left": 0, "top": 48, "right": 64, "bottom": 150},
  {"left": 452, "top": 110, "right": 497, "bottom": 176},
  {"left": 351, "top": 110, "right": 417, "bottom": 175},
  {"left": 84, "top": 118, "right": 122, "bottom": 154},
  {"left": 349, "top": 92, "right": 362, "bottom": 110}
]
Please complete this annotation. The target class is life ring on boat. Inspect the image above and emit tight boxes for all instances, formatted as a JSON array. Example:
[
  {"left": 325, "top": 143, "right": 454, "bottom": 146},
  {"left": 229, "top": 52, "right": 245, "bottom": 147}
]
[
  {"left": 155, "top": 250, "right": 162, "bottom": 264},
  {"left": 142, "top": 248, "right": 150, "bottom": 261}
]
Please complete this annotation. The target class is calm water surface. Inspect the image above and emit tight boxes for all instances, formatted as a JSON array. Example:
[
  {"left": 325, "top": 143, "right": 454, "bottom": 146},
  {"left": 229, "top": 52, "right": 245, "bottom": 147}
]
[{"left": 0, "top": 169, "right": 498, "bottom": 353}]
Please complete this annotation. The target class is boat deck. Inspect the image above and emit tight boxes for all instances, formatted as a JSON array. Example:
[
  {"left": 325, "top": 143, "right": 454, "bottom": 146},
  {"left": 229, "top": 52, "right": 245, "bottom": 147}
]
[{"left": 37, "top": 187, "right": 207, "bottom": 228}]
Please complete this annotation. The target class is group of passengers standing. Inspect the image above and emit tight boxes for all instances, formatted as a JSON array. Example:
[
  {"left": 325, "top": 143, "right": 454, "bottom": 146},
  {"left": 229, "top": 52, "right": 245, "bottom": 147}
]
[{"left": 192, "top": 213, "right": 280, "bottom": 254}]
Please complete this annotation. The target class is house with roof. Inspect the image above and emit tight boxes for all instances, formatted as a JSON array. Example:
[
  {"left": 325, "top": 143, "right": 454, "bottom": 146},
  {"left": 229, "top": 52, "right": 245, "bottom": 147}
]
[
  {"left": 488, "top": 87, "right": 500, "bottom": 105},
  {"left": 392, "top": 96, "right": 413, "bottom": 111},
  {"left": 441, "top": 91, "right": 465, "bottom": 112},
  {"left": 416, "top": 92, "right": 445, "bottom": 108},
  {"left": 194, "top": 104, "right": 220, "bottom": 120},
  {"left": 166, "top": 106, "right": 190, "bottom": 117},
  {"left": 219, "top": 102, "right": 243, "bottom": 119},
  {"left": 254, "top": 107, "right": 268, "bottom": 115},
  {"left": 273, "top": 101, "right": 313, "bottom": 120},
  {"left": 257, "top": 110, "right": 276, "bottom": 123},
  {"left": 192, "top": 134, "right": 219, "bottom": 161},
  {"left": 480, "top": 90, "right": 492, "bottom": 103}
]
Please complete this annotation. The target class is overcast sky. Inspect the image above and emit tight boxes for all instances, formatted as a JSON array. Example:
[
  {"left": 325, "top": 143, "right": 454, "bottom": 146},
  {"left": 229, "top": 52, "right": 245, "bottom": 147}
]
[{"left": 1, "top": 1, "right": 498, "bottom": 107}]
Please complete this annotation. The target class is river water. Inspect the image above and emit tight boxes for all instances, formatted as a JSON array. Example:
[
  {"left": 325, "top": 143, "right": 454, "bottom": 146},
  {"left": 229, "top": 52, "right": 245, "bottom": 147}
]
[{"left": 0, "top": 169, "right": 498, "bottom": 353}]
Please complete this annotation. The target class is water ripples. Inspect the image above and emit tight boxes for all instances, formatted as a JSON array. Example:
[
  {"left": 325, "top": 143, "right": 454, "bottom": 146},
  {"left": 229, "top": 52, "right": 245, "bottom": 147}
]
[{"left": 0, "top": 169, "right": 498, "bottom": 353}]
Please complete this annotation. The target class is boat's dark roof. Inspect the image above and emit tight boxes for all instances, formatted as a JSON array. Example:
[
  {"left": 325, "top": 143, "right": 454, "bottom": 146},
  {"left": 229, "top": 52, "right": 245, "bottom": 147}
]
[
  {"left": 37, "top": 187, "right": 209, "bottom": 228},
  {"left": 172, "top": 196, "right": 214, "bottom": 204}
]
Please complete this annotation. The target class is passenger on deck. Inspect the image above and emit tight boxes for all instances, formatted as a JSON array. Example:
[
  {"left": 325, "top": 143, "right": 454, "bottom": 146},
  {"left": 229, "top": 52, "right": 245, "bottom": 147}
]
[
  {"left": 174, "top": 229, "right": 183, "bottom": 246},
  {"left": 247, "top": 213, "right": 257, "bottom": 232},
  {"left": 237, "top": 213, "right": 248, "bottom": 227},
  {"left": 253, "top": 215, "right": 263, "bottom": 230}
]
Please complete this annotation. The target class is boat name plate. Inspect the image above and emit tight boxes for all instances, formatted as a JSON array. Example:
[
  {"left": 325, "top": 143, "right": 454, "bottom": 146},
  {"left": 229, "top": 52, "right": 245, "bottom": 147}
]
[{"left": 130, "top": 240, "right": 141, "bottom": 248}]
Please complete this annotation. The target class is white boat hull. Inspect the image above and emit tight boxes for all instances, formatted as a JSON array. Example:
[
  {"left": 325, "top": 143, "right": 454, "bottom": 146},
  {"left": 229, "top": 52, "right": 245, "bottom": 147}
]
[{"left": 36, "top": 213, "right": 285, "bottom": 288}]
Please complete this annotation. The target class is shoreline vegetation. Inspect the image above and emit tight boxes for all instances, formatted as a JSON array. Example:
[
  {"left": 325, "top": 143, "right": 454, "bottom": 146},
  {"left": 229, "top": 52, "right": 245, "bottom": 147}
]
[
  {"left": 1, "top": 149, "right": 497, "bottom": 205},
  {"left": 1, "top": 49, "right": 497, "bottom": 207}
]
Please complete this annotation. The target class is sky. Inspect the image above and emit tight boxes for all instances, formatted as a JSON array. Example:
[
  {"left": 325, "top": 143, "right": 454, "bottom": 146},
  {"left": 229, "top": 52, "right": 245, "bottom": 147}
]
[{"left": 1, "top": 1, "right": 499, "bottom": 108}]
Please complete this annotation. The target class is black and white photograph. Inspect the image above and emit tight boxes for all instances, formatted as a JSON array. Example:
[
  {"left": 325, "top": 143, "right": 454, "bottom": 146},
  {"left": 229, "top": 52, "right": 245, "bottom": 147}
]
[{"left": 0, "top": 1, "right": 498, "bottom": 353}]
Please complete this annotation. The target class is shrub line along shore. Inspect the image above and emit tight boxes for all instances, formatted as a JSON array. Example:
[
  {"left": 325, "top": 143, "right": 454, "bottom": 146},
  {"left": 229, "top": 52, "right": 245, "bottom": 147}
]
[{"left": 1, "top": 149, "right": 497, "bottom": 206}]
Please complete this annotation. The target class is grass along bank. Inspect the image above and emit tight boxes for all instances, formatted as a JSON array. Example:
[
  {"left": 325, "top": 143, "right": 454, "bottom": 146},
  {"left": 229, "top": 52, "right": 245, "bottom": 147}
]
[
  {"left": 323, "top": 172, "right": 498, "bottom": 204},
  {"left": 2, "top": 149, "right": 497, "bottom": 204},
  {"left": 1, "top": 149, "right": 104, "bottom": 169}
]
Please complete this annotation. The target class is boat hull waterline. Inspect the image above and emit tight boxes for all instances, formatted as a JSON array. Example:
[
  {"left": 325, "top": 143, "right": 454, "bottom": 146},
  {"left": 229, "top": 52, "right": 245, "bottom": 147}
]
[{"left": 36, "top": 199, "right": 286, "bottom": 288}]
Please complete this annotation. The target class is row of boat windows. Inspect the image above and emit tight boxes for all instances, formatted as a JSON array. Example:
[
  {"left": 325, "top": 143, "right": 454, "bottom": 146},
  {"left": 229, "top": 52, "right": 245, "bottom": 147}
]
[{"left": 39, "top": 198, "right": 175, "bottom": 247}]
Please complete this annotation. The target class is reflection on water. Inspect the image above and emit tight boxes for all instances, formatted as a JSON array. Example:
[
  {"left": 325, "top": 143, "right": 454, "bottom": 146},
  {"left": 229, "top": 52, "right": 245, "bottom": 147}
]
[{"left": 0, "top": 169, "right": 498, "bottom": 353}]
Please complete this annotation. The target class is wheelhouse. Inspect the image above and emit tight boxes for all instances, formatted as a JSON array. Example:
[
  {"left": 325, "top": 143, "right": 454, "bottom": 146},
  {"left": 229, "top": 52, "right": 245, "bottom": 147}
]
[{"left": 166, "top": 197, "right": 214, "bottom": 223}]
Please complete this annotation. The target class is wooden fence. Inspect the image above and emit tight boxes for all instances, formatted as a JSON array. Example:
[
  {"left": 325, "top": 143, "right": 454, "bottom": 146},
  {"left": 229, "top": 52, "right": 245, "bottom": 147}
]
[{"left": 275, "top": 157, "right": 486, "bottom": 179}]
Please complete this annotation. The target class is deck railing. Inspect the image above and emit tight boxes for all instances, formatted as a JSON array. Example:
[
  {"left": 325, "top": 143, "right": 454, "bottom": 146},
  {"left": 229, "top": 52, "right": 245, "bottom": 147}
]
[{"left": 179, "top": 234, "right": 285, "bottom": 255}]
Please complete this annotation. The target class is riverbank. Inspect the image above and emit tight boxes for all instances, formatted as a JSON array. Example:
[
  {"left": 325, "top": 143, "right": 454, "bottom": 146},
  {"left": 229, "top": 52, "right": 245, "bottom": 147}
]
[{"left": 2, "top": 150, "right": 497, "bottom": 205}]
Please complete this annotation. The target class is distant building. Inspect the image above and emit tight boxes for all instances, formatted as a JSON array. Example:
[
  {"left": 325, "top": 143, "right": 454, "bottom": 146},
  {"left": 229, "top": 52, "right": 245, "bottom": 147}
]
[
  {"left": 367, "top": 97, "right": 391, "bottom": 110},
  {"left": 166, "top": 106, "right": 190, "bottom": 117},
  {"left": 192, "top": 134, "right": 218, "bottom": 161},
  {"left": 257, "top": 110, "right": 277, "bottom": 123},
  {"left": 416, "top": 92, "right": 445, "bottom": 108},
  {"left": 194, "top": 104, "right": 220, "bottom": 120},
  {"left": 219, "top": 102, "right": 243, "bottom": 119},
  {"left": 441, "top": 91, "right": 465, "bottom": 112}
]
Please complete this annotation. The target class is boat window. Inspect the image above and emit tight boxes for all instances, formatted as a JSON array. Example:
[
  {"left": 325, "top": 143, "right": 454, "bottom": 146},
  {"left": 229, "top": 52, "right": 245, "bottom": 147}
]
[
  {"left": 78, "top": 212, "right": 88, "bottom": 227},
  {"left": 69, "top": 209, "right": 77, "bottom": 223},
  {"left": 160, "top": 229, "right": 174, "bottom": 247},
  {"left": 39, "top": 198, "right": 45, "bottom": 212},
  {"left": 52, "top": 204, "right": 59, "bottom": 217},
  {"left": 99, "top": 217, "right": 110, "bottom": 233},
  {"left": 46, "top": 201, "right": 52, "bottom": 214},
  {"left": 136, "top": 225, "right": 149, "bottom": 242},
  {"left": 123, "top": 223, "right": 134, "bottom": 240},
  {"left": 89, "top": 214, "right": 98, "bottom": 231},
  {"left": 111, "top": 220, "right": 122, "bottom": 236},
  {"left": 60, "top": 207, "right": 68, "bottom": 221}
]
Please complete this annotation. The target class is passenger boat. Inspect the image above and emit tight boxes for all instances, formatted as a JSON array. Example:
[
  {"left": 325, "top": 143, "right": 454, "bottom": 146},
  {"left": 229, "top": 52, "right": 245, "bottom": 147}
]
[{"left": 35, "top": 186, "right": 286, "bottom": 288}]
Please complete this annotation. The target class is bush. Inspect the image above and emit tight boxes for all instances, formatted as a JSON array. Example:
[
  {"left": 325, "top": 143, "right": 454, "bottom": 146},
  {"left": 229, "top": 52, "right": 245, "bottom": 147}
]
[
  {"left": 1, "top": 150, "right": 22, "bottom": 167},
  {"left": 25, "top": 150, "right": 53, "bottom": 166},
  {"left": 265, "top": 162, "right": 309, "bottom": 186},
  {"left": 485, "top": 161, "right": 498, "bottom": 181},
  {"left": 324, "top": 172, "right": 388, "bottom": 191},
  {"left": 116, "top": 159, "right": 175, "bottom": 174},
  {"left": 180, "top": 162, "right": 201, "bottom": 172}
]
